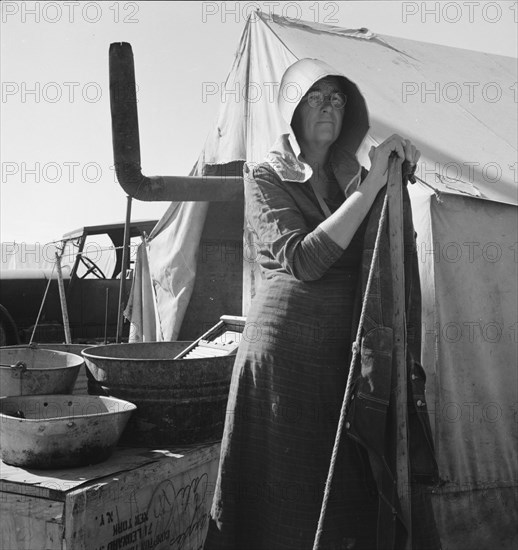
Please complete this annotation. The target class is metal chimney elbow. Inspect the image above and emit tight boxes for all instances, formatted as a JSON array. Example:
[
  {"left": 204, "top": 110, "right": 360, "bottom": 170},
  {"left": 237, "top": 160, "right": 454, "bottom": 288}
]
[{"left": 109, "top": 42, "right": 242, "bottom": 202}]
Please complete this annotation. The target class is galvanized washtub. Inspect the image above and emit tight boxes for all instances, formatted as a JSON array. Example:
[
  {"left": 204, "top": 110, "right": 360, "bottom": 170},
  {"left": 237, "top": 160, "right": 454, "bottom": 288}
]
[
  {"left": 82, "top": 342, "right": 235, "bottom": 447},
  {"left": 0, "top": 348, "right": 83, "bottom": 397},
  {"left": 1, "top": 344, "right": 94, "bottom": 394},
  {"left": 0, "top": 394, "right": 136, "bottom": 468}
]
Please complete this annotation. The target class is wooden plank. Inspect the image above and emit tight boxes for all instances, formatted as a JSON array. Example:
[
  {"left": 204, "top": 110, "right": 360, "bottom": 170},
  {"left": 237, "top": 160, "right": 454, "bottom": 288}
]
[
  {"left": 1, "top": 452, "right": 159, "bottom": 501},
  {"left": 0, "top": 480, "right": 64, "bottom": 503},
  {"left": 0, "top": 492, "right": 64, "bottom": 550},
  {"left": 387, "top": 154, "right": 411, "bottom": 547},
  {"left": 219, "top": 316, "right": 246, "bottom": 330},
  {"left": 0, "top": 442, "right": 218, "bottom": 501},
  {"left": 65, "top": 442, "right": 221, "bottom": 550}
]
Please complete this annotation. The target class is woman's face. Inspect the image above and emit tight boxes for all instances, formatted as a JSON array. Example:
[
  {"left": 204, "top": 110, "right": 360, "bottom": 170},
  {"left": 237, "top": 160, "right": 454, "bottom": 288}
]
[{"left": 291, "top": 76, "right": 345, "bottom": 153}]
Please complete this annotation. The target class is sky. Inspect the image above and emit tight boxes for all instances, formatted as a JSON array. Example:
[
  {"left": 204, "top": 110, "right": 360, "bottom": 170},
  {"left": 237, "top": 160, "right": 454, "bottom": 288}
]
[{"left": 1, "top": 0, "right": 517, "bottom": 245}]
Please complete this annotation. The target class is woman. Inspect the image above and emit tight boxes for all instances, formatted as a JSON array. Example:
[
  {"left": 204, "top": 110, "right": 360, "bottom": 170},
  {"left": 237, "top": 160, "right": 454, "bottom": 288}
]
[{"left": 204, "top": 58, "right": 439, "bottom": 550}]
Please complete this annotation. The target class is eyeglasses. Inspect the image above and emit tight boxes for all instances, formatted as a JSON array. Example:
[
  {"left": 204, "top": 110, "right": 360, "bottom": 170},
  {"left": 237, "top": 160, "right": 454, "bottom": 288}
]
[{"left": 305, "top": 90, "right": 347, "bottom": 109}]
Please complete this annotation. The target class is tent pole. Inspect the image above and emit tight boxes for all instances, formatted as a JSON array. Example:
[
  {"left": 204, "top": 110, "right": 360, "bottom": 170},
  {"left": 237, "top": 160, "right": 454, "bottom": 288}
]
[
  {"left": 116, "top": 195, "right": 132, "bottom": 343},
  {"left": 55, "top": 251, "right": 72, "bottom": 344},
  {"left": 387, "top": 153, "right": 412, "bottom": 548}
]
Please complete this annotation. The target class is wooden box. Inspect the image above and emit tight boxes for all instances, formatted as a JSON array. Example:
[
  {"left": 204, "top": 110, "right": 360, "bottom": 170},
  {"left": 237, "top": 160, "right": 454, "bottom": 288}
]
[{"left": 0, "top": 442, "right": 221, "bottom": 550}]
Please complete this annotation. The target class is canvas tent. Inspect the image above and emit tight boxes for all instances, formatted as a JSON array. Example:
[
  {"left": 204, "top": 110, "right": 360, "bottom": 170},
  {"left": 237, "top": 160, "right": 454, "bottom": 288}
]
[{"left": 123, "top": 12, "right": 517, "bottom": 550}]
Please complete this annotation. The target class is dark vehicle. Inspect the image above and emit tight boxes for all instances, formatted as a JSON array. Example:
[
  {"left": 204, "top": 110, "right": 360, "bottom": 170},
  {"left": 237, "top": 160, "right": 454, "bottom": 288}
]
[{"left": 0, "top": 220, "right": 158, "bottom": 345}]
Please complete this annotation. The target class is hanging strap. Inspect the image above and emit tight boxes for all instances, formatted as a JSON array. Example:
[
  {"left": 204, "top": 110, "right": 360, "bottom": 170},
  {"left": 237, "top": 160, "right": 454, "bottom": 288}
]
[
  {"left": 308, "top": 179, "right": 333, "bottom": 218},
  {"left": 312, "top": 190, "right": 390, "bottom": 550},
  {"left": 309, "top": 165, "right": 363, "bottom": 218}
]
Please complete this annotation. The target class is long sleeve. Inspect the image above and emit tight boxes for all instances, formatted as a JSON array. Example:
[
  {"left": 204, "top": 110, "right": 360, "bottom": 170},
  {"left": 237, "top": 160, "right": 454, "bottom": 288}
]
[{"left": 244, "top": 164, "right": 345, "bottom": 281}]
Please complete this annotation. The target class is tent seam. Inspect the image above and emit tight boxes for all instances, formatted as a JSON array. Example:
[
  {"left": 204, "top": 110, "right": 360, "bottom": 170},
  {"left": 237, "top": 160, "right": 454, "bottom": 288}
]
[{"left": 255, "top": 11, "right": 299, "bottom": 61}]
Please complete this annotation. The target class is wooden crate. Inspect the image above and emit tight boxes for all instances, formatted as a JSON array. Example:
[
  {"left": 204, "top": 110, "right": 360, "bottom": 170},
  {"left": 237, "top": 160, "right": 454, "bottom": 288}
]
[{"left": 0, "top": 442, "right": 221, "bottom": 550}]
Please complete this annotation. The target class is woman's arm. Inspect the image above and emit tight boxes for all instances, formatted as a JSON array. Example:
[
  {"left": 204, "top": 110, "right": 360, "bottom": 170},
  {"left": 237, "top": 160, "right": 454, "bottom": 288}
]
[
  {"left": 320, "top": 135, "right": 420, "bottom": 249},
  {"left": 245, "top": 166, "right": 345, "bottom": 281},
  {"left": 244, "top": 135, "right": 419, "bottom": 281}
]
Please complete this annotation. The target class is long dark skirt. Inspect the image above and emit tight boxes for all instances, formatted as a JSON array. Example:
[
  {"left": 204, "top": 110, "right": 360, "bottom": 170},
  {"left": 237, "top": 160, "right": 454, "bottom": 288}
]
[{"left": 204, "top": 269, "right": 380, "bottom": 550}]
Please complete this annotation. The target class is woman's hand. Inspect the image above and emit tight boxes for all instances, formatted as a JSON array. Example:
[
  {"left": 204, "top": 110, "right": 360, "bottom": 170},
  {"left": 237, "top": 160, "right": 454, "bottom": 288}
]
[
  {"left": 367, "top": 134, "right": 421, "bottom": 190},
  {"left": 321, "top": 135, "right": 421, "bottom": 250}
]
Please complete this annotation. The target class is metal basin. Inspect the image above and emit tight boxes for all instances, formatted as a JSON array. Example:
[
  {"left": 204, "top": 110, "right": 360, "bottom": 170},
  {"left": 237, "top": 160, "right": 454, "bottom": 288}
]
[
  {"left": 0, "top": 348, "right": 83, "bottom": 397},
  {"left": 2, "top": 344, "right": 94, "bottom": 394},
  {"left": 0, "top": 394, "right": 136, "bottom": 468},
  {"left": 82, "top": 342, "right": 234, "bottom": 446}
]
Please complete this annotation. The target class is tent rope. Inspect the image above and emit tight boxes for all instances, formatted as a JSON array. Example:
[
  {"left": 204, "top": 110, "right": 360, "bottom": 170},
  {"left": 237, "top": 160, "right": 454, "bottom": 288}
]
[
  {"left": 312, "top": 191, "right": 389, "bottom": 550},
  {"left": 414, "top": 175, "right": 443, "bottom": 203}
]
